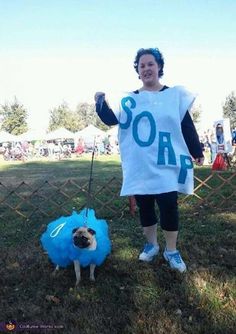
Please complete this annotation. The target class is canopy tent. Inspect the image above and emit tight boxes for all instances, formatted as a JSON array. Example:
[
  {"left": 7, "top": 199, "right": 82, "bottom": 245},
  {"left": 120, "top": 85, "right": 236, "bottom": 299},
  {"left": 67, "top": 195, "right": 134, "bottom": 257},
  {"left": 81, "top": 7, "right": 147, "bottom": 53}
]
[
  {"left": 106, "top": 126, "right": 118, "bottom": 138},
  {"left": 76, "top": 125, "right": 106, "bottom": 138},
  {"left": 46, "top": 128, "right": 75, "bottom": 141},
  {"left": 0, "top": 130, "right": 18, "bottom": 143},
  {"left": 15, "top": 129, "right": 47, "bottom": 142}
]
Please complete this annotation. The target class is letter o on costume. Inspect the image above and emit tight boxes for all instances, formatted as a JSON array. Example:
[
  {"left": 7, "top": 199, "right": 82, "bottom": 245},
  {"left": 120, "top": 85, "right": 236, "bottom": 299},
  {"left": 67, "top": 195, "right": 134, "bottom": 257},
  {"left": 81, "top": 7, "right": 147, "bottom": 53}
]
[{"left": 133, "top": 111, "right": 156, "bottom": 147}]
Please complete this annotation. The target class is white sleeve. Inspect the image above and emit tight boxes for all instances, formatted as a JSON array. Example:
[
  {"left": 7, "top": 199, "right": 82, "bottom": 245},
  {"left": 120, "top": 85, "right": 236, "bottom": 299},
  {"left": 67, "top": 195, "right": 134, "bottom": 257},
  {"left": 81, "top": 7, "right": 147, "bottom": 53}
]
[
  {"left": 176, "top": 86, "right": 197, "bottom": 120},
  {"left": 107, "top": 91, "right": 131, "bottom": 122},
  {"left": 105, "top": 91, "right": 124, "bottom": 121}
]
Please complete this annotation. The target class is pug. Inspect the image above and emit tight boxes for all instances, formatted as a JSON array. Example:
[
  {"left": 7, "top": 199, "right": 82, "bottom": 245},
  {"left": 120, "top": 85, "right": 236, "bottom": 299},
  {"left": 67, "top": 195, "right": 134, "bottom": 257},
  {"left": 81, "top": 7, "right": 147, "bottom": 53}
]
[
  {"left": 52, "top": 227, "right": 97, "bottom": 286},
  {"left": 72, "top": 227, "right": 97, "bottom": 286}
]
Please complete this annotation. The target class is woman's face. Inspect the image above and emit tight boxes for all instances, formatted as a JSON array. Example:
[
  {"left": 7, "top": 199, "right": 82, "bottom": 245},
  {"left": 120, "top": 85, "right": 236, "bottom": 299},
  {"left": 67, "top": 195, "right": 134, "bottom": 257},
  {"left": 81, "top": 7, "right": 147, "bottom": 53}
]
[{"left": 138, "top": 54, "right": 160, "bottom": 86}]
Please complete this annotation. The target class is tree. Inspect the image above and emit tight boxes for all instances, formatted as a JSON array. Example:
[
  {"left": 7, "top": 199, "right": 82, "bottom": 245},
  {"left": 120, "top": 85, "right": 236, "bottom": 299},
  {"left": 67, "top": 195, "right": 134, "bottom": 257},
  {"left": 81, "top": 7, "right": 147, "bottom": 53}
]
[
  {"left": 75, "top": 103, "right": 94, "bottom": 129},
  {"left": 48, "top": 101, "right": 109, "bottom": 133},
  {"left": 75, "top": 103, "right": 109, "bottom": 131},
  {"left": 48, "top": 102, "right": 80, "bottom": 132},
  {"left": 0, "top": 97, "right": 28, "bottom": 135},
  {"left": 190, "top": 102, "right": 202, "bottom": 124},
  {"left": 222, "top": 91, "right": 236, "bottom": 128}
]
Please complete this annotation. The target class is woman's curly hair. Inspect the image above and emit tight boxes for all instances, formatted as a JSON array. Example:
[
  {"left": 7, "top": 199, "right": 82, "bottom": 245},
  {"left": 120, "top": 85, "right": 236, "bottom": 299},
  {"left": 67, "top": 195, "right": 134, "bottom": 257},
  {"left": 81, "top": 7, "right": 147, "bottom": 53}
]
[{"left": 133, "top": 48, "right": 164, "bottom": 78}]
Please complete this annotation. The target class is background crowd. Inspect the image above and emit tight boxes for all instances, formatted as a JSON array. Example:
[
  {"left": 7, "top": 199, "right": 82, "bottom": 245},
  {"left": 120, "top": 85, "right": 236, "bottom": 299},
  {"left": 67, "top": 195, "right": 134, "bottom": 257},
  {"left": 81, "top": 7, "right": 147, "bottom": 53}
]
[{"left": 0, "top": 133, "right": 119, "bottom": 162}]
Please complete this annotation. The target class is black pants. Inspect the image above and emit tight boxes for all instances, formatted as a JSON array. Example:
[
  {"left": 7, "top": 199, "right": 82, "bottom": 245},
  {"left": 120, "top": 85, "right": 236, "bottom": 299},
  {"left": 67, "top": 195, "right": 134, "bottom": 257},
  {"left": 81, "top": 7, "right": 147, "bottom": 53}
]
[{"left": 134, "top": 192, "right": 179, "bottom": 231}]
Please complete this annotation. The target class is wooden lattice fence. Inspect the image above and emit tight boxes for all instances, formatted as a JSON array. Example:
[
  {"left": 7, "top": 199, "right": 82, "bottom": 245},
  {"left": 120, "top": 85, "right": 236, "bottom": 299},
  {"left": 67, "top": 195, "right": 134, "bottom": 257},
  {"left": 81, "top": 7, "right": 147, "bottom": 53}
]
[{"left": 0, "top": 172, "right": 235, "bottom": 224}]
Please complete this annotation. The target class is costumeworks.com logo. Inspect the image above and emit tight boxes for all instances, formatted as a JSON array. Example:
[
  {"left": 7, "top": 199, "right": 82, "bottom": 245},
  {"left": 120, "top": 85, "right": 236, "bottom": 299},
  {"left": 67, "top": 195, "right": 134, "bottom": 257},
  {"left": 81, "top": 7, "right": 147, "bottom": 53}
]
[
  {"left": 1, "top": 322, "right": 17, "bottom": 332},
  {"left": 0, "top": 321, "right": 64, "bottom": 332}
]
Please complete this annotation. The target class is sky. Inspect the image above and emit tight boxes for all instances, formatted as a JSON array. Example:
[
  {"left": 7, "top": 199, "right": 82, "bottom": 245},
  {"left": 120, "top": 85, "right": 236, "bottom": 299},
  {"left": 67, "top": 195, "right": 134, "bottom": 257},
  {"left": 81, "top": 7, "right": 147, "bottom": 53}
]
[{"left": 0, "top": 0, "right": 236, "bottom": 132}]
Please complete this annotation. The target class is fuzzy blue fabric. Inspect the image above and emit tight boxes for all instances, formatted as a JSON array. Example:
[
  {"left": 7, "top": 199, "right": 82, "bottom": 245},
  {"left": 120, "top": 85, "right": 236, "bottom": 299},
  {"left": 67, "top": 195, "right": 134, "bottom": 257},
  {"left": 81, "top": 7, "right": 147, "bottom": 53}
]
[{"left": 41, "top": 208, "right": 111, "bottom": 268}]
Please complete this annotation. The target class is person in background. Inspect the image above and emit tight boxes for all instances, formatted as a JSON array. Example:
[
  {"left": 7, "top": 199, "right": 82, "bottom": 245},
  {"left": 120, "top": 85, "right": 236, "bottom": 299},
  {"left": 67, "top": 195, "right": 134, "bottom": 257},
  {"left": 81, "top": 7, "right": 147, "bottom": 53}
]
[
  {"left": 75, "top": 137, "right": 85, "bottom": 156},
  {"left": 103, "top": 135, "right": 112, "bottom": 154},
  {"left": 232, "top": 128, "right": 236, "bottom": 145},
  {"left": 95, "top": 47, "right": 204, "bottom": 273},
  {"left": 216, "top": 123, "right": 224, "bottom": 145}
]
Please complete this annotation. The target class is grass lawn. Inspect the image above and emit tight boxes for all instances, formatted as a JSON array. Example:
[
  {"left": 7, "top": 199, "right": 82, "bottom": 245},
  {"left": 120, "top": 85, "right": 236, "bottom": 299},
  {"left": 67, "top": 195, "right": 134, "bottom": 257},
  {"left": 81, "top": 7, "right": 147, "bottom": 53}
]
[{"left": 0, "top": 155, "right": 235, "bottom": 334}]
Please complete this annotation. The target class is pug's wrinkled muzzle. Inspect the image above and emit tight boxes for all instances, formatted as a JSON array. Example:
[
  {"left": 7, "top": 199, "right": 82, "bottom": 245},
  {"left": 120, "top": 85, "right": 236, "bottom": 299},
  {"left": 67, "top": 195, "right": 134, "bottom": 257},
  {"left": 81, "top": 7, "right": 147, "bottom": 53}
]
[{"left": 73, "top": 235, "right": 90, "bottom": 248}]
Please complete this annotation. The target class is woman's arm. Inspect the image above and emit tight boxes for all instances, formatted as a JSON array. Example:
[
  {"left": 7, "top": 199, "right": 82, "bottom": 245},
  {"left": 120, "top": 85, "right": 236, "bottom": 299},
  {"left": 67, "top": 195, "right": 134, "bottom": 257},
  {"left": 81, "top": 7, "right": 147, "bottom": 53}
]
[
  {"left": 181, "top": 111, "right": 204, "bottom": 160},
  {"left": 95, "top": 92, "right": 118, "bottom": 126}
]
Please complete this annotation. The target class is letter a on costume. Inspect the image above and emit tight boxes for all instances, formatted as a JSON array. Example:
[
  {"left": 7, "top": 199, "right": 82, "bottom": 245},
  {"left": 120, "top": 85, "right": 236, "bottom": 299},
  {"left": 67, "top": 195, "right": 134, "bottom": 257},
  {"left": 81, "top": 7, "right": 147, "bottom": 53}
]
[{"left": 157, "top": 132, "right": 177, "bottom": 165}]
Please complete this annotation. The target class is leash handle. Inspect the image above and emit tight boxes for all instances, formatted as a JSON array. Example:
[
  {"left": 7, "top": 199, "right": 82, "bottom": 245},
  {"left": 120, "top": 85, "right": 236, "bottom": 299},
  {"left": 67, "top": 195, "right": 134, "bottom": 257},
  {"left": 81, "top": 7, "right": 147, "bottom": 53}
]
[{"left": 96, "top": 93, "right": 105, "bottom": 112}]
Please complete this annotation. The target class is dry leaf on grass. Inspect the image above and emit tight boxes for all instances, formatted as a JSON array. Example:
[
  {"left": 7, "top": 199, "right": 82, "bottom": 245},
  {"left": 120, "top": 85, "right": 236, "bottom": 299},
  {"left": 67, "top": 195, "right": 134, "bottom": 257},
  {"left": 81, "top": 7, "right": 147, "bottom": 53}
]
[
  {"left": 6, "top": 262, "right": 20, "bottom": 269},
  {"left": 45, "top": 295, "right": 60, "bottom": 304}
]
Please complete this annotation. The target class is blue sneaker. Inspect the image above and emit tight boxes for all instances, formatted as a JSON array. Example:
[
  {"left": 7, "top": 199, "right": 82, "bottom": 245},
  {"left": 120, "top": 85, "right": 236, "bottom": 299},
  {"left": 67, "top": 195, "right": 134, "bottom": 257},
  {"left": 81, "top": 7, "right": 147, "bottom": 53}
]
[
  {"left": 139, "top": 243, "right": 159, "bottom": 262},
  {"left": 163, "top": 249, "right": 187, "bottom": 273}
]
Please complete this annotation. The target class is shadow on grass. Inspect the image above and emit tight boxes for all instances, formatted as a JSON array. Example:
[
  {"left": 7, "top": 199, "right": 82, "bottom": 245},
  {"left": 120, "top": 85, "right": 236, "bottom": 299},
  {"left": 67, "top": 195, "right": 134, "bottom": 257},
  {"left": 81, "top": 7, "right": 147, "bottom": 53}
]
[
  {"left": 0, "top": 157, "right": 123, "bottom": 184},
  {"left": 0, "top": 160, "right": 236, "bottom": 333},
  {"left": 0, "top": 157, "right": 126, "bottom": 224},
  {"left": 1, "top": 208, "right": 236, "bottom": 334}
]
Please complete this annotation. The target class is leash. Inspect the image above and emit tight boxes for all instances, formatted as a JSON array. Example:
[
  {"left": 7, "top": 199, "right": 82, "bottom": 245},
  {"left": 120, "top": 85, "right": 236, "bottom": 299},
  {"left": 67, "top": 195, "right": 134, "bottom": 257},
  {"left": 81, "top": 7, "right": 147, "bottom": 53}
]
[
  {"left": 83, "top": 95, "right": 104, "bottom": 226},
  {"left": 84, "top": 136, "right": 96, "bottom": 226}
]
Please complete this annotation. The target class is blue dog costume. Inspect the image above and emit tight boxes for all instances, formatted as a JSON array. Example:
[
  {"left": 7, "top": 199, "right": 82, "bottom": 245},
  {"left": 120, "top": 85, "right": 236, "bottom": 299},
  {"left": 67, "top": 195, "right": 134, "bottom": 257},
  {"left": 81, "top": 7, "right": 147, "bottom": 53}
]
[{"left": 41, "top": 208, "right": 111, "bottom": 268}]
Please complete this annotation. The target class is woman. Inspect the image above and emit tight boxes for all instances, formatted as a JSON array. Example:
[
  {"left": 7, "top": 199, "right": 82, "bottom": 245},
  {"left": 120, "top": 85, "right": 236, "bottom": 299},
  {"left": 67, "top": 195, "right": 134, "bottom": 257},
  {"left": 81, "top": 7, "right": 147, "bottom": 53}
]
[{"left": 95, "top": 48, "right": 204, "bottom": 273}]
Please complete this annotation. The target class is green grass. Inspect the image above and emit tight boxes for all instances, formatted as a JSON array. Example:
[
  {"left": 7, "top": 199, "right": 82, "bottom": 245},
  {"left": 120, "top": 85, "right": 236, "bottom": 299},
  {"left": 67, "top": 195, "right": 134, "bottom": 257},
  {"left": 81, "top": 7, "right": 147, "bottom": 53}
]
[{"left": 0, "top": 156, "right": 236, "bottom": 334}]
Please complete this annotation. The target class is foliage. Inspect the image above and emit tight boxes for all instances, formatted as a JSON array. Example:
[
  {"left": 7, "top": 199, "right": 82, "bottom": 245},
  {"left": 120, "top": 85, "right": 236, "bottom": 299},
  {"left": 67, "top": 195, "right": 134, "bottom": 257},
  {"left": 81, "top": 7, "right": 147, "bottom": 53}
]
[
  {"left": 0, "top": 97, "right": 28, "bottom": 135},
  {"left": 75, "top": 102, "right": 109, "bottom": 131},
  {"left": 191, "top": 101, "right": 202, "bottom": 124},
  {"left": 222, "top": 91, "right": 236, "bottom": 128},
  {"left": 48, "top": 102, "right": 109, "bottom": 132},
  {"left": 48, "top": 102, "right": 78, "bottom": 132}
]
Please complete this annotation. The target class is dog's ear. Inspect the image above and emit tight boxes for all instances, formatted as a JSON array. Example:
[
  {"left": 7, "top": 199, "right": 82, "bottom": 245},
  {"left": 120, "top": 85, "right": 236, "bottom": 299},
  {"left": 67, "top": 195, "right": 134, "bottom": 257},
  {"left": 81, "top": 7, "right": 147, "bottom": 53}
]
[
  {"left": 72, "top": 228, "right": 78, "bottom": 234},
  {"left": 87, "top": 228, "right": 96, "bottom": 235}
]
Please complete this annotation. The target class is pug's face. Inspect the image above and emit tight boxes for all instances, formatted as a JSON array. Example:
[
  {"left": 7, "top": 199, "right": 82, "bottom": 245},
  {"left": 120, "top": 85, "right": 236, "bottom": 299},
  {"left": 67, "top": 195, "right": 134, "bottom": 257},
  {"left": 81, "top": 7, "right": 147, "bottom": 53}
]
[{"left": 72, "top": 227, "right": 96, "bottom": 249}]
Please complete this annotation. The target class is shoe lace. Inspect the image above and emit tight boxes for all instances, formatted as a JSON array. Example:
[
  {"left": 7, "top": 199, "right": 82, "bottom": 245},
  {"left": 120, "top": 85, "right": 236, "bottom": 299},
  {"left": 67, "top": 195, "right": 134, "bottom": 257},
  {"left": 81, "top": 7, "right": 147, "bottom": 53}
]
[
  {"left": 171, "top": 252, "right": 182, "bottom": 264},
  {"left": 144, "top": 243, "right": 154, "bottom": 253}
]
